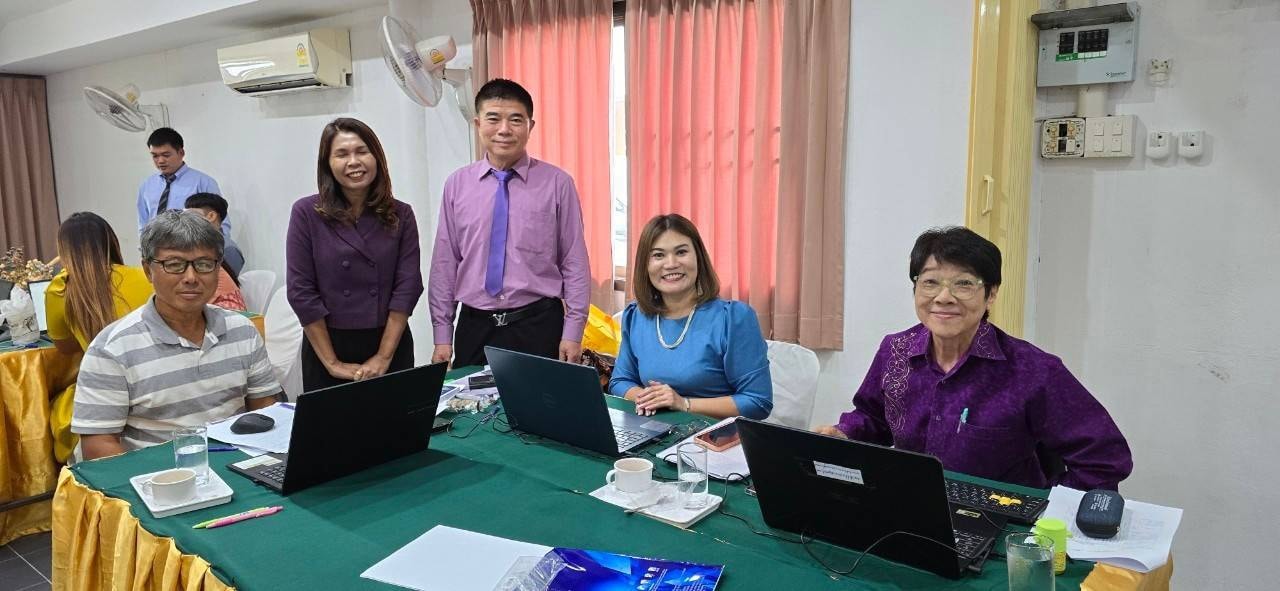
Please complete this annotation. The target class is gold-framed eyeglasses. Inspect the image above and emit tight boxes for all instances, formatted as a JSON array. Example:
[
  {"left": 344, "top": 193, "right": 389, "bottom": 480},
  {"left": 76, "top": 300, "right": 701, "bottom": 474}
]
[
  {"left": 149, "top": 258, "right": 220, "bottom": 274},
  {"left": 912, "top": 275, "right": 985, "bottom": 300}
]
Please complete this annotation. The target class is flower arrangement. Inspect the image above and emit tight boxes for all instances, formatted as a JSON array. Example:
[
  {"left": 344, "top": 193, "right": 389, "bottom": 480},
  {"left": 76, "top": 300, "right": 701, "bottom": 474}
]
[{"left": 0, "top": 247, "right": 56, "bottom": 289}]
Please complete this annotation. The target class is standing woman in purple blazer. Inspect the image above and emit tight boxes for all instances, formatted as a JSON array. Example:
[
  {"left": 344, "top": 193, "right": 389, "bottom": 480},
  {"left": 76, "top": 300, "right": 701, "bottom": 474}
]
[{"left": 286, "top": 118, "right": 424, "bottom": 392}]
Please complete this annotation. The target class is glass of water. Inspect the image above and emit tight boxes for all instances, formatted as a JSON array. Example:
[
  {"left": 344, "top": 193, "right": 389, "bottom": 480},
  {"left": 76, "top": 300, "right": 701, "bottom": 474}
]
[
  {"left": 173, "top": 426, "right": 209, "bottom": 485},
  {"left": 676, "top": 442, "right": 709, "bottom": 509},
  {"left": 1006, "top": 532, "right": 1055, "bottom": 591}
]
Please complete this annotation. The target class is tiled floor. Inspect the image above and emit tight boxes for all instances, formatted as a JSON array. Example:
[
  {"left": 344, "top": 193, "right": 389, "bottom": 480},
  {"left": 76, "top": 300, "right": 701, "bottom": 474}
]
[{"left": 0, "top": 532, "right": 51, "bottom": 591}]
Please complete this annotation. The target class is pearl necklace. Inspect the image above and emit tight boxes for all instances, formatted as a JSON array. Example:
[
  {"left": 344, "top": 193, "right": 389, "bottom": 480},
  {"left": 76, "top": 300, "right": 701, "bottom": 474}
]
[{"left": 657, "top": 305, "right": 697, "bottom": 349}]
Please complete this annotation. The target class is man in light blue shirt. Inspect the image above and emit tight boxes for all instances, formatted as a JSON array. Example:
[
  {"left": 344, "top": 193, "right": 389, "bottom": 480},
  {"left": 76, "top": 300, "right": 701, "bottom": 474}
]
[{"left": 136, "top": 127, "right": 227, "bottom": 236}]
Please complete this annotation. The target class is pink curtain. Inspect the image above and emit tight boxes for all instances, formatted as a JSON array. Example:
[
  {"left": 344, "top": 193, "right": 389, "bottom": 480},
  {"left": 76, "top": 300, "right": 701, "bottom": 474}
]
[
  {"left": 0, "top": 76, "right": 60, "bottom": 261},
  {"left": 472, "top": 0, "right": 617, "bottom": 312},
  {"left": 775, "top": 0, "right": 849, "bottom": 349},
  {"left": 625, "top": 0, "right": 784, "bottom": 337},
  {"left": 626, "top": 0, "right": 847, "bottom": 349}
]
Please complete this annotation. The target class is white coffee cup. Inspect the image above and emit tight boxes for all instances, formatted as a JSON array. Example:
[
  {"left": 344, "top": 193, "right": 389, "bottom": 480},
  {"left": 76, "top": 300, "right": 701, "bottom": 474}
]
[
  {"left": 146, "top": 468, "right": 197, "bottom": 506},
  {"left": 605, "top": 458, "right": 654, "bottom": 493}
]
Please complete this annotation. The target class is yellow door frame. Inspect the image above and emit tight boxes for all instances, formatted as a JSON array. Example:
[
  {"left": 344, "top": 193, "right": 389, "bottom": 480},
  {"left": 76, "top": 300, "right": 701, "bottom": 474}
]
[{"left": 965, "top": 0, "right": 1039, "bottom": 336}]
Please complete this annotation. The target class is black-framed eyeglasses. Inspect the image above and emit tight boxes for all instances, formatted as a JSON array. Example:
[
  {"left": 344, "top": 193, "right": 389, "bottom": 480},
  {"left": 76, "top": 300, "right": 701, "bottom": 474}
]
[
  {"left": 149, "top": 258, "right": 221, "bottom": 274},
  {"left": 912, "top": 275, "right": 985, "bottom": 300}
]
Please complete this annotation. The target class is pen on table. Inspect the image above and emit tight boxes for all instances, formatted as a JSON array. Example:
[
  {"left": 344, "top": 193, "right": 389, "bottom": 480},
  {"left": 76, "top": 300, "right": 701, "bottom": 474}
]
[
  {"left": 194, "top": 506, "right": 283, "bottom": 529},
  {"left": 280, "top": 403, "right": 295, "bottom": 410},
  {"left": 207, "top": 445, "right": 238, "bottom": 452},
  {"left": 956, "top": 407, "right": 969, "bottom": 433}
]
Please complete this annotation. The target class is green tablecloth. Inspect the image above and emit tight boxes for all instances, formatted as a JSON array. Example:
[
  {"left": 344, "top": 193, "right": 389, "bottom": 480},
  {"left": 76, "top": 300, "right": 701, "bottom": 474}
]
[{"left": 69, "top": 369, "right": 1091, "bottom": 590}]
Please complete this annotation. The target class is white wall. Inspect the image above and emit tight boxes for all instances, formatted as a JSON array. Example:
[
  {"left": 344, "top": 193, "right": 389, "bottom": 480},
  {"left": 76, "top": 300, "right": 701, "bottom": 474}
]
[
  {"left": 1030, "top": 2, "right": 1280, "bottom": 588},
  {"left": 47, "top": 0, "right": 475, "bottom": 363},
  {"left": 809, "top": 0, "right": 973, "bottom": 426}
]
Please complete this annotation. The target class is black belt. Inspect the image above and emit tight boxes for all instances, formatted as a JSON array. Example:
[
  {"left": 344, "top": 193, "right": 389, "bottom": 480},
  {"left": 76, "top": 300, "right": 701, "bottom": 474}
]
[{"left": 462, "top": 297, "right": 560, "bottom": 327}]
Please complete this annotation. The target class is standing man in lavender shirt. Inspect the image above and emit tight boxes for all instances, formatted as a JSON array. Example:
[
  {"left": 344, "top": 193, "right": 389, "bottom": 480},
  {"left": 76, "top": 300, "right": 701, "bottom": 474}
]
[
  {"left": 429, "top": 79, "right": 590, "bottom": 367},
  {"left": 815, "top": 227, "right": 1132, "bottom": 491}
]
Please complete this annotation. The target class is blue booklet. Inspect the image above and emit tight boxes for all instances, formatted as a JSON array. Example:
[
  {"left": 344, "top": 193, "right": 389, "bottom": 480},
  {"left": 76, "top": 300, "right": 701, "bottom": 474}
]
[{"left": 539, "top": 547, "right": 723, "bottom": 591}]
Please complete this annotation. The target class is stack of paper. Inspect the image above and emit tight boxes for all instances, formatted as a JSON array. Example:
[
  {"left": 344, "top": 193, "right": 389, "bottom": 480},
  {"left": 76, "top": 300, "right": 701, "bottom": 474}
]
[
  {"left": 362, "top": 526, "right": 551, "bottom": 591},
  {"left": 1041, "top": 486, "right": 1183, "bottom": 572},
  {"left": 362, "top": 526, "right": 725, "bottom": 591},
  {"left": 205, "top": 403, "right": 294, "bottom": 456}
]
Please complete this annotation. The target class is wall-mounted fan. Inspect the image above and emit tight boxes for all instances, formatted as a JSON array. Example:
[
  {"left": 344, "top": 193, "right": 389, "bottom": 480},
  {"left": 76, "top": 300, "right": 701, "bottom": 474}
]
[
  {"left": 83, "top": 84, "right": 169, "bottom": 132},
  {"left": 380, "top": 16, "right": 473, "bottom": 119}
]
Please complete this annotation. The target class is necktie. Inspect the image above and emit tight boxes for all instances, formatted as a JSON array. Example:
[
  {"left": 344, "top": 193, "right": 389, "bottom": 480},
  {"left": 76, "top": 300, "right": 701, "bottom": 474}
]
[
  {"left": 156, "top": 174, "right": 175, "bottom": 214},
  {"left": 484, "top": 169, "right": 513, "bottom": 297}
]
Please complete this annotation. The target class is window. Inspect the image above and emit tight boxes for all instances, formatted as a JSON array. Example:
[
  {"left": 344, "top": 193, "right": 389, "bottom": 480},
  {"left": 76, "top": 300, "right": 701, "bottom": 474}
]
[{"left": 609, "top": 21, "right": 629, "bottom": 281}]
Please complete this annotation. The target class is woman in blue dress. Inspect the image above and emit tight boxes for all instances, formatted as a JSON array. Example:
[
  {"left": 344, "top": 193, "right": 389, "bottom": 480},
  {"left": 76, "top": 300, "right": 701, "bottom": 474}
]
[{"left": 608, "top": 214, "right": 773, "bottom": 420}]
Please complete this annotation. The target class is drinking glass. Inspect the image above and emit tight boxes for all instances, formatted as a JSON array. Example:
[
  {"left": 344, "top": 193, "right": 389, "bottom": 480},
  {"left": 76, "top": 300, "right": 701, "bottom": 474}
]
[
  {"left": 676, "top": 442, "right": 709, "bottom": 509},
  {"left": 1006, "top": 532, "right": 1055, "bottom": 591},
  {"left": 173, "top": 426, "right": 209, "bottom": 485}
]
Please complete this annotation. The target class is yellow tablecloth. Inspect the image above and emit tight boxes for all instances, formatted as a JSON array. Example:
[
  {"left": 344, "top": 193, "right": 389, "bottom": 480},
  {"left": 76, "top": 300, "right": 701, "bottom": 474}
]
[
  {"left": 0, "top": 344, "right": 80, "bottom": 545},
  {"left": 52, "top": 469, "right": 231, "bottom": 591}
]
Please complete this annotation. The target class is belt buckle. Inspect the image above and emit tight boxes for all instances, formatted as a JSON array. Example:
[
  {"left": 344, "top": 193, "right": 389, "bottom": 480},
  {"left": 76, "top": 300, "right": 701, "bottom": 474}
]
[{"left": 492, "top": 312, "right": 509, "bottom": 327}]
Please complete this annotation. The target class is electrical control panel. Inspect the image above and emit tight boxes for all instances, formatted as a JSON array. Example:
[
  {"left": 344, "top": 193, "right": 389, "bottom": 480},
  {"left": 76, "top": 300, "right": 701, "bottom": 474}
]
[
  {"left": 1042, "top": 117, "right": 1085, "bottom": 158},
  {"left": 1033, "top": 3, "right": 1139, "bottom": 87},
  {"left": 1041, "top": 115, "right": 1135, "bottom": 159}
]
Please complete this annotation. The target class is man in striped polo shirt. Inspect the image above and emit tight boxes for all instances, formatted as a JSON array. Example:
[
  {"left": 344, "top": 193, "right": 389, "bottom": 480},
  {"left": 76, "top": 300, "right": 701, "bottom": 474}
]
[{"left": 73, "top": 211, "right": 280, "bottom": 460}]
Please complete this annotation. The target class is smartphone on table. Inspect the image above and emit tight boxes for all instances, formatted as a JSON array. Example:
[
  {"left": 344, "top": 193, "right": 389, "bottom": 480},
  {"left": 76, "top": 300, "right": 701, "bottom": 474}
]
[{"left": 694, "top": 420, "right": 740, "bottom": 452}]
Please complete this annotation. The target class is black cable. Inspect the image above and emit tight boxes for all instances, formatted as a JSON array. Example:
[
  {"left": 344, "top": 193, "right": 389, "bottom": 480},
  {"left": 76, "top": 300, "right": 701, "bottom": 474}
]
[
  {"left": 445, "top": 406, "right": 502, "bottom": 439},
  {"left": 715, "top": 473, "right": 804, "bottom": 544},
  {"left": 799, "top": 529, "right": 960, "bottom": 578}
]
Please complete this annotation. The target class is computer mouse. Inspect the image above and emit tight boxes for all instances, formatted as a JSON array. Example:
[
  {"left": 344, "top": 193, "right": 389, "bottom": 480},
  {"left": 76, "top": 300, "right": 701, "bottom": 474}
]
[{"left": 230, "top": 413, "right": 275, "bottom": 434}]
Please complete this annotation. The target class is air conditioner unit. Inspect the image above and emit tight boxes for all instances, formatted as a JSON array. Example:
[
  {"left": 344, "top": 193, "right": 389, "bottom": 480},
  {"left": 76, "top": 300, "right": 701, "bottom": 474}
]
[{"left": 217, "top": 29, "right": 351, "bottom": 96}]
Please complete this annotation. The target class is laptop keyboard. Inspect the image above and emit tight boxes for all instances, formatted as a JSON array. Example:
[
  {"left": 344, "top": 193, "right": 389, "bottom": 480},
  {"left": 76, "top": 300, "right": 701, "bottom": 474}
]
[
  {"left": 951, "top": 530, "right": 988, "bottom": 559},
  {"left": 258, "top": 463, "right": 288, "bottom": 485},
  {"left": 613, "top": 426, "right": 649, "bottom": 450},
  {"left": 945, "top": 479, "right": 1048, "bottom": 525}
]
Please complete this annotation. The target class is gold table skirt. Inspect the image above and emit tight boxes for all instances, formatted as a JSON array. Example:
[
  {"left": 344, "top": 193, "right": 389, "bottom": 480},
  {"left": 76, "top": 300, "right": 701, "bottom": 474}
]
[
  {"left": 52, "top": 468, "right": 232, "bottom": 591},
  {"left": 0, "top": 345, "right": 79, "bottom": 545}
]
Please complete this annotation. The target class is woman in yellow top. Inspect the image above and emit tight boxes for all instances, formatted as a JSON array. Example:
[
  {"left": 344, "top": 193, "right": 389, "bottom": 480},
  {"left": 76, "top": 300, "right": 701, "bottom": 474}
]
[
  {"left": 44, "top": 213, "right": 152, "bottom": 461},
  {"left": 45, "top": 213, "right": 153, "bottom": 352}
]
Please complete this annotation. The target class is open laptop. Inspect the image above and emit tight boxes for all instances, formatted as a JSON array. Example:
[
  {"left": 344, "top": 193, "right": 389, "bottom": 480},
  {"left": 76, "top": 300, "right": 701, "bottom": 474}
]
[
  {"left": 28, "top": 279, "right": 51, "bottom": 334},
  {"left": 737, "top": 419, "right": 1006, "bottom": 579},
  {"left": 228, "top": 362, "right": 448, "bottom": 495},
  {"left": 485, "top": 346, "right": 672, "bottom": 456}
]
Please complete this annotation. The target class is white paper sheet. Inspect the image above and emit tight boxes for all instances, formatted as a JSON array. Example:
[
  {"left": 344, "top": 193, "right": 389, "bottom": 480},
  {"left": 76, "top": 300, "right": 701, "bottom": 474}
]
[
  {"left": 1042, "top": 486, "right": 1183, "bottom": 573},
  {"left": 360, "top": 526, "right": 552, "bottom": 591},
  {"left": 205, "top": 403, "right": 294, "bottom": 454},
  {"left": 657, "top": 417, "right": 748, "bottom": 481}
]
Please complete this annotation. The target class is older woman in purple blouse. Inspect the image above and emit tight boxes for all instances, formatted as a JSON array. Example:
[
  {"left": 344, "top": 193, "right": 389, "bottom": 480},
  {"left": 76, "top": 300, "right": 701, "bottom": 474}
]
[
  {"left": 286, "top": 118, "right": 424, "bottom": 392},
  {"left": 816, "top": 227, "right": 1132, "bottom": 491}
]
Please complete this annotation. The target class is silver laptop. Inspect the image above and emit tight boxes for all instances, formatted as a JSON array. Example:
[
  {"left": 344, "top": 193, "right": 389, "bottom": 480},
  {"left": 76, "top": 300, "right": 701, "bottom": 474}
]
[{"left": 486, "top": 346, "right": 672, "bottom": 456}]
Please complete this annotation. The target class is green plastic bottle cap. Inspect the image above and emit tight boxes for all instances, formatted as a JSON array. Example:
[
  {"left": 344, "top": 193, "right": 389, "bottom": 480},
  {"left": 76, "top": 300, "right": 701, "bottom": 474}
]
[{"left": 1034, "top": 517, "right": 1068, "bottom": 534}]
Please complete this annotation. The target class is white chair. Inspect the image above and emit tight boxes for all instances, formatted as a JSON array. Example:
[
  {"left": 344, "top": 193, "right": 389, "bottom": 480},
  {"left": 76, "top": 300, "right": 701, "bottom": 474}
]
[
  {"left": 237, "top": 270, "right": 276, "bottom": 314},
  {"left": 263, "top": 287, "right": 304, "bottom": 401},
  {"left": 764, "top": 340, "right": 820, "bottom": 429}
]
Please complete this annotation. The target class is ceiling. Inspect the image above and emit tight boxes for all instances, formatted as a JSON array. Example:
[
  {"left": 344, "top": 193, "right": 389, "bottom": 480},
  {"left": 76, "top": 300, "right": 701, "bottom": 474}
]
[
  {"left": 0, "top": 0, "right": 74, "bottom": 31},
  {"left": 0, "top": 0, "right": 385, "bottom": 75}
]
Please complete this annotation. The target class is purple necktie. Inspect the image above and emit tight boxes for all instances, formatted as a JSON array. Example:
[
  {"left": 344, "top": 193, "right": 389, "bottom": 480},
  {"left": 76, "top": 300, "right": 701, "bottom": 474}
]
[{"left": 484, "top": 169, "right": 513, "bottom": 297}]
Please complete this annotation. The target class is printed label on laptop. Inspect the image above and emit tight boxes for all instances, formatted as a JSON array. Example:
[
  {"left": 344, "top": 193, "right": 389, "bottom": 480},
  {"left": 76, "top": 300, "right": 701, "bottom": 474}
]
[
  {"left": 814, "top": 461, "right": 864, "bottom": 485},
  {"left": 232, "top": 455, "right": 282, "bottom": 469}
]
